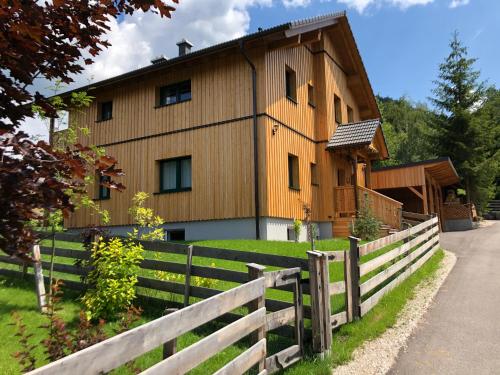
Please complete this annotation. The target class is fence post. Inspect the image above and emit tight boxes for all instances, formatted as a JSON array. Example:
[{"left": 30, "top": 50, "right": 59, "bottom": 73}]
[
  {"left": 307, "top": 251, "right": 330, "bottom": 356},
  {"left": 163, "top": 308, "right": 178, "bottom": 359},
  {"left": 320, "top": 253, "right": 332, "bottom": 350},
  {"left": 345, "top": 237, "right": 360, "bottom": 322},
  {"left": 247, "top": 263, "right": 266, "bottom": 372},
  {"left": 32, "top": 244, "right": 47, "bottom": 313},
  {"left": 183, "top": 245, "right": 193, "bottom": 307}
]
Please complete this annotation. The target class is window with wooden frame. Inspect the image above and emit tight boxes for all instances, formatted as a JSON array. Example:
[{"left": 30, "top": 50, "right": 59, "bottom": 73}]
[
  {"left": 97, "top": 175, "right": 111, "bottom": 200},
  {"left": 347, "top": 105, "right": 354, "bottom": 123},
  {"left": 159, "top": 156, "right": 192, "bottom": 193},
  {"left": 288, "top": 154, "right": 299, "bottom": 190},
  {"left": 308, "top": 84, "right": 315, "bottom": 107},
  {"left": 285, "top": 66, "right": 297, "bottom": 102},
  {"left": 158, "top": 80, "right": 191, "bottom": 107},
  {"left": 334, "top": 95, "right": 342, "bottom": 124},
  {"left": 98, "top": 101, "right": 113, "bottom": 121},
  {"left": 310, "top": 163, "right": 319, "bottom": 186}
]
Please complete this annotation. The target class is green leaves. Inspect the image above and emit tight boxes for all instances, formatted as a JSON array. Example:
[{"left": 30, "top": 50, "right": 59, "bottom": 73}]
[
  {"left": 352, "top": 194, "right": 381, "bottom": 241},
  {"left": 82, "top": 237, "right": 144, "bottom": 321}
]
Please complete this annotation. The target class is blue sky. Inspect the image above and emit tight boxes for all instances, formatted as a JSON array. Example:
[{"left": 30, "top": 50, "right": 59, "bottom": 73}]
[{"left": 247, "top": 0, "right": 499, "bottom": 105}]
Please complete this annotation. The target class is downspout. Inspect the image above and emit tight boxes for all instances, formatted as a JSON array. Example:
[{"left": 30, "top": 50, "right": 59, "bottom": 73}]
[{"left": 239, "top": 41, "right": 261, "bottom": 239}]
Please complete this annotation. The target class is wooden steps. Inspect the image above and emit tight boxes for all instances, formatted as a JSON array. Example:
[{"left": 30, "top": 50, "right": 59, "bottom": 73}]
[
  {"left": 332, "top": 217, "right": 353, "bottom": 238},
  {"left": 485, "top": 200, "right": 500, "bottom": 220}
]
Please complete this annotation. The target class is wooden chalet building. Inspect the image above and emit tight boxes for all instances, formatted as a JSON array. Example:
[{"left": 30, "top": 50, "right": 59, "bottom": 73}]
[{"left": 64, "top": 12, "right": 403, "bottom": 241}]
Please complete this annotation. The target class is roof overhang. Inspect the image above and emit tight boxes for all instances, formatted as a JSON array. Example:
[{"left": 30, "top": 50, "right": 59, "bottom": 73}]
[
  {"left": 326, "top": 119, "right": 389, "bottom": 160},
  {"left": 374, "top": 157, "right": 461, "bottom": 187}
]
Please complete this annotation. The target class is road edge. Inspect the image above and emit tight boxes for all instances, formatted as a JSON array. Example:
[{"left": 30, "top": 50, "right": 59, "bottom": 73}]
[{"left": 333, "top": 249, "right": 457, "bottom": 375}]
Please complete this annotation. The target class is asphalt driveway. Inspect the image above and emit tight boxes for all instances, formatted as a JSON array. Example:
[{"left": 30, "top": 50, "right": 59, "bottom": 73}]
[{"left": 389, "top": 221, "right": 500, "bottom": 375}]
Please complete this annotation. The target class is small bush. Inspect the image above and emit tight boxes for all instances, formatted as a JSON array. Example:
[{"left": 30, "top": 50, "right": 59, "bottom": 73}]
[
  {"left": 351, "top": 193, "right": 381, "bottom": 241},
  {"left": 293, "top": 219, "right": 302, "bottom": 242},
  {"left": 82, "top": 237, "right": 144, "bottom": 320}
]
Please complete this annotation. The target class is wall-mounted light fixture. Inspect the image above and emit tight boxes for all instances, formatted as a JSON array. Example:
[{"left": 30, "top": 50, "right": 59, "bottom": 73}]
[{"left": 272, "top": 124, "right": 279, "bottom": 135}]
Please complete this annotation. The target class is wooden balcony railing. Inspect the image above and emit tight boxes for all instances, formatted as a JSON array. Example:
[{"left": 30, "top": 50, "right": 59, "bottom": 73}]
[{"left": 333, "top": 185, "right": 403, "bottom": 229}]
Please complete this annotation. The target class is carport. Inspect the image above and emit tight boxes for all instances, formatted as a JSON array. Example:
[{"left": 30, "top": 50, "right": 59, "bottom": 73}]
[{"left": 370, "top": 157, "right": 461, "bottom": 230}]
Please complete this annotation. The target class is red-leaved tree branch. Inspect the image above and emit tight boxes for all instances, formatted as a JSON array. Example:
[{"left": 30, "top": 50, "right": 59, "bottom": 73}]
[{"left": 0, "top": 0, "right": 179, "bottom": 258}]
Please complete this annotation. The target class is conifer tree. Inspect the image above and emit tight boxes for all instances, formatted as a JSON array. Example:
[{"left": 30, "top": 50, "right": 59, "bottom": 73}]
[{"left": 429, "top": 31, "right": 496, "bottom": 210}]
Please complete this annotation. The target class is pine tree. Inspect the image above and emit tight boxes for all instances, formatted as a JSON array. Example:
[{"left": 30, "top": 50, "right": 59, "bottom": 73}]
[{"left": 429, "top": 31, "right": 493, "bottom": 209}]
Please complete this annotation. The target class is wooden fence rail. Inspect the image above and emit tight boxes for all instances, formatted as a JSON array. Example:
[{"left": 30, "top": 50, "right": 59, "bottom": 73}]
[
  {"left": 308, "top": 215, "right": 441, "bottom": 356},
  {"left": 29, "top": 277, "right": 267, "bottom": 375},
  {"left": 28, "top": 265, "right": 305, "bottom": 375}
]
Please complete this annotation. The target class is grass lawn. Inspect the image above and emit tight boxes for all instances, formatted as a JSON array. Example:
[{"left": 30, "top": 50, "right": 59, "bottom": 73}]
[{"left": 0, "top": 237, "right": 441, "bottom": 374}]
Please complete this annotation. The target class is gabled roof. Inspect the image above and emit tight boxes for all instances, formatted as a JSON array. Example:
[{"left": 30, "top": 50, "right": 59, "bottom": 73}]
[
  {"left": 57, "top": 11, "right": 380, "bottom": 120},
  {"left": 59, "top": 11, "right": 346, "bottom": 96},
  {"left": 327, "top": 119, "right": 381, "bottom": 149}
]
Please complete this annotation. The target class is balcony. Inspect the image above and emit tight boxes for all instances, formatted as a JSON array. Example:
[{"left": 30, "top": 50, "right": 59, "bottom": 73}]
[{"left": 333, "top": 185, "right": 403, "bottom": 230}]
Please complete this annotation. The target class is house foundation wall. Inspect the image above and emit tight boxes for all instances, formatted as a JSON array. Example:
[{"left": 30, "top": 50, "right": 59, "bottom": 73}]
[{"left": 67, "top": 217, "right": 334, "bottom": 241}]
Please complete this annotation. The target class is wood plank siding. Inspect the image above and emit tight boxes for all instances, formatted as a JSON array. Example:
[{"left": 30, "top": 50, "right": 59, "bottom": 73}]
[{"left": 65, "top": 18, "right": 382, "bottom": 231}]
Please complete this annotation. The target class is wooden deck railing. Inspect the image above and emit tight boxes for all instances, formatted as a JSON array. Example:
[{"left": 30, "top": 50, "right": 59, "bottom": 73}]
[{"left": 333, "top": 186, "right": 403, "bottom": 229}]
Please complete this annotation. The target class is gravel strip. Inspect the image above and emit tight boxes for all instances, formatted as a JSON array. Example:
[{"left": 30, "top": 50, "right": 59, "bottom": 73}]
[{"left": 333, "top": 250, "right": 457, "bottom": 375}]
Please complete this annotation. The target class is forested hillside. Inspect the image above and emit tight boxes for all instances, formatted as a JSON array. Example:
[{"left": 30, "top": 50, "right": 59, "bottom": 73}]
[{"left": 377, "top": 87, "right": 500, "bottom": 212}]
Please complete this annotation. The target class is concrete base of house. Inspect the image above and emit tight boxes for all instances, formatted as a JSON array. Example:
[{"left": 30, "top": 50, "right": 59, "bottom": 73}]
[{"left": 67, "top": 217, "right": 334, "bottom": 241}]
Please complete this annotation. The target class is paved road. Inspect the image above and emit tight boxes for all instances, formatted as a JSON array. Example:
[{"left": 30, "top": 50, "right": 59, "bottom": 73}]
[{"left": 389, "top": 222, "right": 500, "bottom": 375}]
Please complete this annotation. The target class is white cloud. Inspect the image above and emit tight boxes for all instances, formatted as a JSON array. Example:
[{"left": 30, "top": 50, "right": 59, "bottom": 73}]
[
  {"left": 282, "top": 0, "right": 312, "bottom": 7},
  {"left": 337, "top": 0, "right": 434, "bottom": 13},
  {"left": 336, "top": 0, "right": 375, "bottom": 13},
  {"left": 87, "top": 0, "right": 275, "bottom": 82},
  {"left": 449, "top": 0, "right": 469, "bottom": 8}
]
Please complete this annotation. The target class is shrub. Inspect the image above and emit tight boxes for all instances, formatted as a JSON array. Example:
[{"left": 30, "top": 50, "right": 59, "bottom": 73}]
[
  {"left": 81, "top": 237, "right": 144, "bottom": 320},
  {"left": 293, "top": 219, "right": 302, "bottom": 242},
  {"left": 351, "top": 193, "right": 381, "bottom": 241},
  {"left": 128, "top": 192, "right": 164, "bottom": 241}
]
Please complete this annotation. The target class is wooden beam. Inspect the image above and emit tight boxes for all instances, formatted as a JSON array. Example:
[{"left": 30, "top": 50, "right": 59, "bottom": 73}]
[
  {"left": 422, "top": 184, "right": 429, "bottom": 214},
  {"left": 408, "top": 186, "right": 423, "bottom": 200},
  {"left": 365, "top": 159, "right": 372, "bottom": 189},
  {"left": 352, "top": 154, "right": 359, "bottom": 216},
  {"left": 268, "top": 35, "right": 301, "bottom": 50},
  {"left": 300, "top": 30, "right": 322, "bottom": 44}
]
